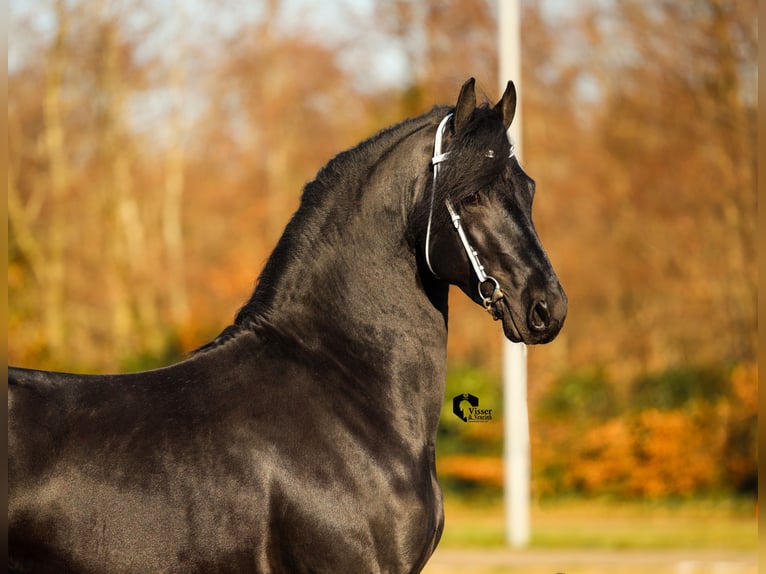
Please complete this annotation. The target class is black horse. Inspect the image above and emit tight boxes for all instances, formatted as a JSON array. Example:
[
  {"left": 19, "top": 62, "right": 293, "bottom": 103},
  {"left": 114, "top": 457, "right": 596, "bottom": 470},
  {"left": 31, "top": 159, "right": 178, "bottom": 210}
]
[{"left": 9, "top": 78, "right": 566, "bottom": 573}]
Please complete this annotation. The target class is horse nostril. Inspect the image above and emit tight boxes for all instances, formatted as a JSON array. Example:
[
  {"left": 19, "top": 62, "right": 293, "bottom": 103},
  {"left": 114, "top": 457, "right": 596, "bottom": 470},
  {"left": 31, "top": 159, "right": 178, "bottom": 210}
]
[{"left": 529, "top": 300, "right": 550, "bottom": 331}]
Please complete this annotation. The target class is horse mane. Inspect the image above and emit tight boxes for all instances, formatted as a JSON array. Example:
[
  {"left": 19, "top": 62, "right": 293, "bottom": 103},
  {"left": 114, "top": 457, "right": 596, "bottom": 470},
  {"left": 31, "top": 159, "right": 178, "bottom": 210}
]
[
  {"left": 196, "top": 100, "right": 510, "bottom": 354},
  {"left": 196, "top": 107, "right": 445, "bottom": 352}
]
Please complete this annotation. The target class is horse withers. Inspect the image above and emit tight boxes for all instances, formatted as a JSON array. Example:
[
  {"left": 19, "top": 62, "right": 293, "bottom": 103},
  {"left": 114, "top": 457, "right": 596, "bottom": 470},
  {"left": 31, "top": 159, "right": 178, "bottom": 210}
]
[{"left": 9, "top": 78, "right": 566, "bottom": 573}]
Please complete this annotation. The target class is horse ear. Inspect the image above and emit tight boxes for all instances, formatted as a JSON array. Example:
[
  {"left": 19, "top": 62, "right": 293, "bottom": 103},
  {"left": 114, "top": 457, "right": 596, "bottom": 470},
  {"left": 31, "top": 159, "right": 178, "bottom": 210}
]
[
  {"left": 495, "top": 80, "right": 517, "bottom": 131},
  {"left": 453, "top": 77, "right": 476, "bottom": 133}
]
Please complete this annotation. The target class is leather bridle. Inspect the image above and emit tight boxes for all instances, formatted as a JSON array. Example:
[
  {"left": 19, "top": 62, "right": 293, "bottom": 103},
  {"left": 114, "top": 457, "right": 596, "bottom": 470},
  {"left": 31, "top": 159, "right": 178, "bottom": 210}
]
[{"left": 424, "top": 113, "right": 513, "bottom": 316}]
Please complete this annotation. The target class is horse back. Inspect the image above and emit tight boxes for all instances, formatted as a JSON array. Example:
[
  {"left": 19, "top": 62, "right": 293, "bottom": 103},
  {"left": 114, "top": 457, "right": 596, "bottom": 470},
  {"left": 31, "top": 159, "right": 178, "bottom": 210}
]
[
  {"left": 8, "top": 367, "right": 103, "bottom": 572},
  {"left": 8, "top": 361, "right": 235, "bottom": 572},
  {"left": 8, "top": 339, "right": 443, "bottom": 572},
  {"left": 9, "top": 367, "right": 74, "bottom": 484}
]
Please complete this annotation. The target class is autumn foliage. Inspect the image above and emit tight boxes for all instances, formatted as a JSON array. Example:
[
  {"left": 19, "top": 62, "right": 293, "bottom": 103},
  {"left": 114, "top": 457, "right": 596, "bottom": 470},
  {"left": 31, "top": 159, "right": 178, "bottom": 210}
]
[
  {"left": 540, "top": 363, "right": 759, "bottom": 498},
  {"left": 438, "top": 362, "right": 757, "bottom": 498},
  {"left": 8, "top": 1, "right": 756, "bottom": 499}
]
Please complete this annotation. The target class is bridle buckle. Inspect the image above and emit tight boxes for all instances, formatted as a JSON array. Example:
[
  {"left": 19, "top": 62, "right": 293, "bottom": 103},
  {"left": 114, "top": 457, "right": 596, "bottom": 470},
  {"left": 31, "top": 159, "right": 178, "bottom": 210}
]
[{"left": 480, "top": 276, "right": 504, "bottom": 318}]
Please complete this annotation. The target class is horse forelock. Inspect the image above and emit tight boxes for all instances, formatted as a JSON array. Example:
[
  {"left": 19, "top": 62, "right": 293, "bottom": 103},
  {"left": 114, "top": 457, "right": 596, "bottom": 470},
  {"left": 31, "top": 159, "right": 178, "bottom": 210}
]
[
  {"left": 409, "top": 103, "right": 512, "bottom": 239},
  {"left": 439, "top": 104, "right": 511, "bottom": 206}
]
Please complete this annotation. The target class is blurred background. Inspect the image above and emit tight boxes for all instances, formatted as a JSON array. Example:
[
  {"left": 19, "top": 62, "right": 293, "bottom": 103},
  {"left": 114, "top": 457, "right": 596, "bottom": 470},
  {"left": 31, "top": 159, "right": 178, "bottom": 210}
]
[{"left": 8, "top": 0, "right": 757, "bottom": 570}]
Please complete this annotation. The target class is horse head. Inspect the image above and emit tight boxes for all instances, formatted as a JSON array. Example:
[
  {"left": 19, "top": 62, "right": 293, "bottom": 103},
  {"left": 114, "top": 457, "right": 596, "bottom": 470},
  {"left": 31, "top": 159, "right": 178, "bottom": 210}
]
[{"left": 424, "top": 78, "right": 567, "bottom": 345}]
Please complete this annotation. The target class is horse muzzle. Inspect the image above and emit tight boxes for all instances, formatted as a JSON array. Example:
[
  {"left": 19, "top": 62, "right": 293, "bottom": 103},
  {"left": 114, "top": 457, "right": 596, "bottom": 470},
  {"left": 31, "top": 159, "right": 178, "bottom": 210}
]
[{"left": 492, "top": 282, "right": 567, "bottom": 345}]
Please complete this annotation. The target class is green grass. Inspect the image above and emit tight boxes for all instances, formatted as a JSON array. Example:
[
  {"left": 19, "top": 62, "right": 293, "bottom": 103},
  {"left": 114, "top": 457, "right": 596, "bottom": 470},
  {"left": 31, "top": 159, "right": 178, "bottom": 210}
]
[{"left": 438, "top": 495, "right": 758, "bottom": 550}]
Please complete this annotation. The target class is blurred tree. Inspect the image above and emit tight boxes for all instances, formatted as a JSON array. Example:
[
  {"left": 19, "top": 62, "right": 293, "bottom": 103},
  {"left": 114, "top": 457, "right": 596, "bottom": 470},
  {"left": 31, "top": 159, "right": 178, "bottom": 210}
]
[
  {"left": 375, "top": 0, "right": 498, "bottom": 104},
  {"left": 8, "top": 0, "right": 70, "bottom": 360},
  {"left": 578, "top": 0, "right": 756, "bottom": 371},
  {"left": 161, "top": 0, "right": 190, "bottom": 326},
  {"left": 516, "top": 0, "right": 757, "bottom": 396},
  {"left": 96, "top": 3, "right": 162, "bottom": 356},
  {"left": 10, "top": 0, "right": 172, "bottom": 369}
]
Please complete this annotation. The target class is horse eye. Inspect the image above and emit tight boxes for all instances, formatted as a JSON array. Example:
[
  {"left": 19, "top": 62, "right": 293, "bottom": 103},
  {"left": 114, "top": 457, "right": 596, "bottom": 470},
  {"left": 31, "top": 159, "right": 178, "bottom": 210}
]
[{"left": 462, "top": 191, "right": 481, "bottom": 207}]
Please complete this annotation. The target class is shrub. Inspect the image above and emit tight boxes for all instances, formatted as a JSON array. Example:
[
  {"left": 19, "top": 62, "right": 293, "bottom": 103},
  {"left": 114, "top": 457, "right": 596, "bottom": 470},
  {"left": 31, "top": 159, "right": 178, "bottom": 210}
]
[
  {"left": 629, "top": 364, "right": 728, "bottom": 411},
  {"left": 532, "top": 363, "right": 757, "bottom": 498},
  {"left": 537, "top": 368, "right": 620, "bottom": 423}
]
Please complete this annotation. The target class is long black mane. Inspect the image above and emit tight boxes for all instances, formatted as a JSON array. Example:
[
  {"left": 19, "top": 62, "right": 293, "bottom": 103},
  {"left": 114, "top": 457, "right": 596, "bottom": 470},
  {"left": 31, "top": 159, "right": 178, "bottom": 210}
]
[{"left": 199, "top": 102, "right": 511, "bottom": 353}]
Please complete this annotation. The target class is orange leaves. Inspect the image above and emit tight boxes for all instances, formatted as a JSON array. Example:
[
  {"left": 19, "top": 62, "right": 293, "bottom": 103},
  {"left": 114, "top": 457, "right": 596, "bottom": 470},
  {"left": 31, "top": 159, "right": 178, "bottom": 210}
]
[
  {"left": 532, "top": 363, "right": 757, "bottom": 498},
  {"left": 440, "top": 363, "right": 756, "bottom": 499},
  {"left": 729, "top": 363, "right": 758, "bottom": 418},
  {"left": 633, "top": 409, "right": 721, "bottom": 497},
  {"left": 566, "top": 418, "right": 634, "bottom": 496},
  {"left": 437, "top": 455, "right": 504, "bottom": 489},
  {"left": 539, "top": 410, "right": 721, "bottom": 498}
]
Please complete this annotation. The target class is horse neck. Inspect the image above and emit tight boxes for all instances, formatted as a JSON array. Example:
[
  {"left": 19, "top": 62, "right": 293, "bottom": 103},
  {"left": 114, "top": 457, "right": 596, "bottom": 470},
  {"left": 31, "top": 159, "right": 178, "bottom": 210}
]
[{"left": 233, "top": 111, "right": 450, "bottom": 440}]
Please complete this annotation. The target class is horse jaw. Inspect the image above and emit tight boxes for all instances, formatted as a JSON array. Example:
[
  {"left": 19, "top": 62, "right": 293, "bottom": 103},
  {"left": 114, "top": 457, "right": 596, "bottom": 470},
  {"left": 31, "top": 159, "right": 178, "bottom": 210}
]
[{"left": 489, "top": 298, "right": 523, "bottom": 343}]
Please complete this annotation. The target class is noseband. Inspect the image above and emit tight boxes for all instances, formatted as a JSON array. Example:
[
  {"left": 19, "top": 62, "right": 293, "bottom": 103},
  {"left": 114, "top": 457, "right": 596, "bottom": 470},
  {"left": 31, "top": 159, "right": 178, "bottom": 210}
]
[{"left": 425, "top": 113, "right": 512, "bottom": 316}]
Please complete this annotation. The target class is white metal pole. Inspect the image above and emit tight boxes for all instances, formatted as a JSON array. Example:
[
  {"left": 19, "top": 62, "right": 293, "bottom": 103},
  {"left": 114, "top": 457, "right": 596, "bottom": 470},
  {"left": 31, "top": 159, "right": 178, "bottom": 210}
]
[{"left": 498, "top": 0, "right": 530, "bottom": 549}]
